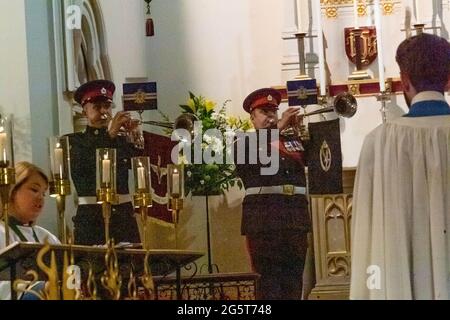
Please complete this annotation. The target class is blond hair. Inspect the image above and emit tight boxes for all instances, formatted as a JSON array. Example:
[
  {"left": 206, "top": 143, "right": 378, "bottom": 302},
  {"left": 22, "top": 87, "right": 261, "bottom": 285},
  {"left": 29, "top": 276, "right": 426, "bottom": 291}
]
[{"left": 10, "top": 161, "right": 49, "bottom": 203}]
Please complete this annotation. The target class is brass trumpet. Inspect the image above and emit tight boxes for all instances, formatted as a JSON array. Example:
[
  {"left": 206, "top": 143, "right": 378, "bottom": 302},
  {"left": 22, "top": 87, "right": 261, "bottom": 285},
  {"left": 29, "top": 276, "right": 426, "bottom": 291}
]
[
  {"left": 283, "top": 92, "right": 358, "bottom": 139},
  {"left": 101, "top": 113, "right": 145, "bottom": 149},
  {"left": 302, "top": 92, "right": 357, "bottom": 118},
  {"left": 102, "top": 113, "right": 199, "bottom": 148},
  {"left": 142, "top": 113, "right": 199, "bottom": 134}
]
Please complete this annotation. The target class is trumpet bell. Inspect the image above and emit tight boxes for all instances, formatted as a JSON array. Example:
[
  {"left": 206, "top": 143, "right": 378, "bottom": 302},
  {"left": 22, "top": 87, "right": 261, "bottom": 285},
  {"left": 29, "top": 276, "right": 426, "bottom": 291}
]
[
  {"left": 301, "top": 92, "right": 358, "bottom": 118},
  {"left": 282, "top": 92, "right": 358, "bottom": 139},
  {"left": 333, "top": 92, "right": 357, "bottom": 118},
  {"left": 142, "top": 113, "right": 199, "bottom": 134}
]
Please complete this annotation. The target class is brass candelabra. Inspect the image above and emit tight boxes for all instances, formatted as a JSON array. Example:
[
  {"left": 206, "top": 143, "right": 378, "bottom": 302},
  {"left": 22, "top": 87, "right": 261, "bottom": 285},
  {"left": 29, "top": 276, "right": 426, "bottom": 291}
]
[
  {"left": 132, "top": 157, "right": 152, "bottom": 249},
  {"left": 167, "top": 164, "right": 185, "bottom": 248},
  {"left": 135, "top": 193, "right": 152, "bottom": 249},
  {"left": 97, "top": 187, "right": 117, "bottom": 245},
  {"left": 96, "top": 149, "right": 118, "bottom": 244},
  {"left": 169, "top": 197, "right": 184, "bottom": 249},
  {"left": 0, "top": 115, "right": 15, "bottom": 247},
  {"left": 0, "top": 167, "right": 15, "bottom": 247},
  {"left": 49, "top": 136, "right": 72, "bottom": 244}
]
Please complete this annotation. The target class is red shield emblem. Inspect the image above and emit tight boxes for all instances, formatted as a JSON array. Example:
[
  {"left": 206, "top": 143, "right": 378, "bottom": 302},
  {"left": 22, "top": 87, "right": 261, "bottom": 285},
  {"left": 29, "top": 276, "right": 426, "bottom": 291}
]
[{"left": 344, "top": 26, "right": 378, "bottom": 67}]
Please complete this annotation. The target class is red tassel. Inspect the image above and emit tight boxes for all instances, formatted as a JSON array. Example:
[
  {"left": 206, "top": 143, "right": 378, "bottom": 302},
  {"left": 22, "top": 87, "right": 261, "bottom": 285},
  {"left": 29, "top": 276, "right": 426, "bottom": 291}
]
[{"left": 146, "top": 18, "right": 154, "bottom": 37}]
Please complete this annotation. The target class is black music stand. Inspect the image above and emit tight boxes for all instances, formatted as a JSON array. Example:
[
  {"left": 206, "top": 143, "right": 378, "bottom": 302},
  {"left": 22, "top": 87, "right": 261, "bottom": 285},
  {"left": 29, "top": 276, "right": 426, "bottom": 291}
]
[{"left": 0, "top": 242, "right": 203, "bottom": 300}]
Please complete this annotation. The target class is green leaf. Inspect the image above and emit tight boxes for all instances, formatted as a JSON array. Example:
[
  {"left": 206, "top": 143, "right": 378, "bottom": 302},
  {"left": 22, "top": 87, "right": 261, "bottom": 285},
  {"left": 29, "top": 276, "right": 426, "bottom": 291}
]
[
  {"left": 189, "top": 91, "right": 196, "bottom": 100},
  {"left": 180, "top": 105, "right": 194, "bottom": 114}
]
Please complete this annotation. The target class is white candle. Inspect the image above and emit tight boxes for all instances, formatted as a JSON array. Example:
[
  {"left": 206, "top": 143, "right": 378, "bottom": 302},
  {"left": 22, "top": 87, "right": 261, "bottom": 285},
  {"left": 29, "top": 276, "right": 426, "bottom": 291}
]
[
  {"left": 137, "top": 166, "right": 146, "bottom": 189},
  {"left": 314, "top": 0, "right": 326, "bottom": 96},
  {"left": 172, "top": 169, "right": 180, "bottom": 196},
  {"left": 296, "top": 0, "right": 302, "bottom": 32},
  {"left": 102, "top": 158, "right": 111, "bottom": 184},
  {"left": 54, "top": 148, "right": 64, "bottom": 178},
  {"left": 414, "top": 0, "right": 421, "bottom": 23},
  {"left": 353, "top": 0, "right": 359, "bottom": 29},
  {"left": 0, "top": 132, "right": 6, "bottom": 163},
  {"left": 374, "top": 0, "right": 385, "bottom": 92}
]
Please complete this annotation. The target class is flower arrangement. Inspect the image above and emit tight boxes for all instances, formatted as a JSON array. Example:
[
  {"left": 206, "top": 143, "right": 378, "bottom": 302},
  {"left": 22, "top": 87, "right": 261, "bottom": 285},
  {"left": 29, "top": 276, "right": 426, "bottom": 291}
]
[{"left": 163, "top": 92, "right": 253, "bottom": 196}]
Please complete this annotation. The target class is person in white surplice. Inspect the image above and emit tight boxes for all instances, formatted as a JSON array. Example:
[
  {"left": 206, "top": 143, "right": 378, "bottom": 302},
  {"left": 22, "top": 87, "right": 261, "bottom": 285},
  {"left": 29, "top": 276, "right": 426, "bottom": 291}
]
[
  {"left": 0, "top": 162, "right": 60, "bottom": 300},
  {"left": 350, "top": 33, "right": 450, "bottom": 300}
]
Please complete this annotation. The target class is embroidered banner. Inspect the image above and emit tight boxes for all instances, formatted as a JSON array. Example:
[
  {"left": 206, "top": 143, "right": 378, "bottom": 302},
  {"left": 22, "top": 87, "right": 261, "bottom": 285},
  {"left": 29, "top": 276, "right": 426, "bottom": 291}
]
[
  {"left": 307, "top": 119, "right": 343, "bottom": 194},
  {"left": 122, "top": 82, "right": 157, "bottom": 111},
  {"left": 143, "top": 131, "right": 178, "bottom": 224},
  {"left": 286, "top": 79, "right": 318, "bottom": 107}
]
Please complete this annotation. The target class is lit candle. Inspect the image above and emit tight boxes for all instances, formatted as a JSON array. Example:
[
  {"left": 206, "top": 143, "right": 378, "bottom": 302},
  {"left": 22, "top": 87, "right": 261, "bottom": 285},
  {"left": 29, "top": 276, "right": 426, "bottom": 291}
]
[
  {"left": 353, "top": 0, "right": 359, "bottom": 29},
  {"left": 314, "top": 0, "right": 326, "bottom": 96},
  {"left": 137, "top": 166, "right": 146, "bottom": 190},
  {"left": 54, "top": 147, "right": 64, "bottom": 178},
  {"left": 0, "top": 132, "right": 6, "bottom": 163},
  {"left": 102, "top": 158, "right": 111, "bottom": 184},
  {"left": 172, "top": 169, "right": 180, "bottom": 196},
  {"left": 374, "top": 0, "right": 385, "bottom": 92}
]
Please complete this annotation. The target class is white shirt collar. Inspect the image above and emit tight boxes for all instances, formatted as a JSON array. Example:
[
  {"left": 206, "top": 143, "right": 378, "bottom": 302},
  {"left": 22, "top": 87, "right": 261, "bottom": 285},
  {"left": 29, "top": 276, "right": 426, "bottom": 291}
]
[{"left": 411, "top": 91, "right": 446, "bottom": 105}]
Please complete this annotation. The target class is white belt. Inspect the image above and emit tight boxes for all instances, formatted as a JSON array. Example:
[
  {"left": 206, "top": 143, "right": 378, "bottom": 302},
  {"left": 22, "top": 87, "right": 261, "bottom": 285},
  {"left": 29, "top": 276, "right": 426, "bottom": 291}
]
[
  {"left": 77, "top": 194, "right": 132, "bottom": 205},
  {"left": 245, "top": 185, "right": 306, "bottom": 196}
]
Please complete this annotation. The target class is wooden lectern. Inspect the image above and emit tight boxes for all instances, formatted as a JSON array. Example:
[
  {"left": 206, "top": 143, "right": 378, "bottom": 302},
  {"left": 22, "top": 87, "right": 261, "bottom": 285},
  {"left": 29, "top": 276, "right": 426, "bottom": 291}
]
[{"left": 308, "top": 168, "right": 356, "bottom": 300}]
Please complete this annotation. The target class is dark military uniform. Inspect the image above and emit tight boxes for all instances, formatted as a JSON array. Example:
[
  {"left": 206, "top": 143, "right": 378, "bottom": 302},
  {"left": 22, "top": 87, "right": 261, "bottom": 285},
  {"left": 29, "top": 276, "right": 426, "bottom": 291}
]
[
  {"left": 67, "top": 126, "right": 141, "bottom": 245},
  {"left": 236, "top": 131, "right": 310, "bottom": 300},
  {"left": 237, "top": 88, "right": 311, "bottom": 300},
  {"left": 68, "top": 79, "right": 142, "bottom": 246}
]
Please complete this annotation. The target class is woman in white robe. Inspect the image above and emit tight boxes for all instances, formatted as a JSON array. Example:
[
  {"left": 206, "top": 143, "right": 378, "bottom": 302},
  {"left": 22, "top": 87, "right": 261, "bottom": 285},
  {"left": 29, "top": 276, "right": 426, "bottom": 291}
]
[{"left": 0, "top": 161, "right": 60, "bottom": 300}]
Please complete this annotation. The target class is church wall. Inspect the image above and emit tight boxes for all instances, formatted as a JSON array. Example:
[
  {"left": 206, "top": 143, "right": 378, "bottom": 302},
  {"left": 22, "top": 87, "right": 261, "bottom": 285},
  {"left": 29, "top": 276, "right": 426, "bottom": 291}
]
[
  {"left": 0, "top": 0, "right": 32, "bottom": 162},
  {"left": 98, "top": 0, "right": 148, "bottom": 99},
  {"left": 24, "top": 0, "right": 60, "bottom": 233},
  {"left": 0, "top": 0, "right": 60, "bottom": 234}
]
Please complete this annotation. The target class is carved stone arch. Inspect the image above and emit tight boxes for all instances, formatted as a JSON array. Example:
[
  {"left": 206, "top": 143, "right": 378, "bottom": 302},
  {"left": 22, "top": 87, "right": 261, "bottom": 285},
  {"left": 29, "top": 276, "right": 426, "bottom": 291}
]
[
  {"left": 87, "top": 0, "right": 112, "bottom": 80},
  {"left": 74, "top": 0, "right": 112, "bottom": 85},
  {"left": 70, "top": 0, "right": 113, "bottom": 131}
]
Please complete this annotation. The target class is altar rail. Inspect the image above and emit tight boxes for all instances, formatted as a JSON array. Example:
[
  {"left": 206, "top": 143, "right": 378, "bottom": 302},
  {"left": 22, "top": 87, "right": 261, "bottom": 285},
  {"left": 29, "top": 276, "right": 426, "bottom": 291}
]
[{"left": 153, "top": 272, "right": 260, "bottom": 300}]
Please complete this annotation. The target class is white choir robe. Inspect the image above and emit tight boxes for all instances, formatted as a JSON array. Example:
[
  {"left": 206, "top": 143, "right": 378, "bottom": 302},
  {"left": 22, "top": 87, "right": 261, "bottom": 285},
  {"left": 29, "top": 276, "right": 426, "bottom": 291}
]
[
  {"left": 350, "top": 115, "right": 450, "bottom": 299},
  {"left": 0, "top": 222, "right": 60, "bottom": 300}
]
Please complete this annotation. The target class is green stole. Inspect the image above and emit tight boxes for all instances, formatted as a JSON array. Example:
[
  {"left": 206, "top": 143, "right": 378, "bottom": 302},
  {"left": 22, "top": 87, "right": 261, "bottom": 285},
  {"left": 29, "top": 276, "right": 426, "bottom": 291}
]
[{"left": 5, "top": 215, "right": 40, "bottom": 243}]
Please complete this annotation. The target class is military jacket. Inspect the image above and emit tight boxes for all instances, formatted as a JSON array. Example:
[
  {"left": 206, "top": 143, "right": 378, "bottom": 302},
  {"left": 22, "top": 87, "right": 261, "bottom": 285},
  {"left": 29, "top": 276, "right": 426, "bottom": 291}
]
[
  {"left": 65, "top": 126, "right": 142, "bottom": 245},
  {"left": 66, "top": 126, "right": 140, "bottom": 196},
  {"left": 235, "top": 130, "right": 311, "bottom": 235}
]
